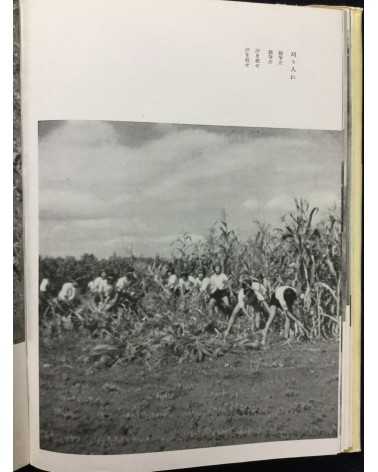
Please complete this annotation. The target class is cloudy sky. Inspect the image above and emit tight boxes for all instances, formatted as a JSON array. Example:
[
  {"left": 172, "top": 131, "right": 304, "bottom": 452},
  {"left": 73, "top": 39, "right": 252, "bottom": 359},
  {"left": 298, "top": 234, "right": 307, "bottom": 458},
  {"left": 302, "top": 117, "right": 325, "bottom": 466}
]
[{"left": 39, "top": 121, "right": 343, "bottom": 258}]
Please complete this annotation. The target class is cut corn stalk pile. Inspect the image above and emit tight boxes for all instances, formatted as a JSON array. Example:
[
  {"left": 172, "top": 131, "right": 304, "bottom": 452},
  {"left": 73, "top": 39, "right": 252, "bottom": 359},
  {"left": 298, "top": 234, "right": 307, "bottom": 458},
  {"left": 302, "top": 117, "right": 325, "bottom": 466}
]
[{"left": 41, "top": 292, "right": 263, "bottom": 368}]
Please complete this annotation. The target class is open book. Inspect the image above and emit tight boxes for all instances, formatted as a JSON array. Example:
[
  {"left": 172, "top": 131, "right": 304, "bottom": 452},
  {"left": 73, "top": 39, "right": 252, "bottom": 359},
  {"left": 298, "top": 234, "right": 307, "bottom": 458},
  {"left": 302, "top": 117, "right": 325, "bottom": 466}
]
[{"left": 14, "top": 1, "right": 362, "bottom": 470}]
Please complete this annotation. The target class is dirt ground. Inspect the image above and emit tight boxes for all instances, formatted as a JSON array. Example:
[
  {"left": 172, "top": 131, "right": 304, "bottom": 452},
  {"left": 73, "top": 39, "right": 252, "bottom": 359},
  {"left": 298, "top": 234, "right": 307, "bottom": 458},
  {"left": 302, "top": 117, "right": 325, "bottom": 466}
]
[{"left": 40, "top": 337, "right": 339, "bottom": 454}]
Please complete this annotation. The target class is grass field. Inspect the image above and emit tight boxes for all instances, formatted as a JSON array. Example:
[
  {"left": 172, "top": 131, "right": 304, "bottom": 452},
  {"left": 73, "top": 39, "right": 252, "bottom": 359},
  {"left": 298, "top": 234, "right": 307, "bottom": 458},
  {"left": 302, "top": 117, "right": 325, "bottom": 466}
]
[{"left": 40, "top": 335, "right": 339, "bottom": 454}]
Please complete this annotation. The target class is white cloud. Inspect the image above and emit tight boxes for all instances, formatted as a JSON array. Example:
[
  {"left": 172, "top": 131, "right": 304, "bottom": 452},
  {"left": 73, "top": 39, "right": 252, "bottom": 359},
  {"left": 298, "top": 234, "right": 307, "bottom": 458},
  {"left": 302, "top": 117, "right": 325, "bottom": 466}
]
[
  {"left": 242, "top": 198, "right": 260, "bottom": 210},
  {"left": 265, "top": 191, "right": 338, "bottom": 213},
  {"left": 306, "top": 191, "right": 339, "bottom": 209},
  {"left": 39, "top": 122, "right": 343, "bottom": 257},
  {"left": 266, "top": 195, "right": 295, "bottom": 211},
  {"left": 40, "top": 189, "right": 109, "bottom": 220},
  {"left": 39, "top": 188, "right": 134, "bottom": 220}
]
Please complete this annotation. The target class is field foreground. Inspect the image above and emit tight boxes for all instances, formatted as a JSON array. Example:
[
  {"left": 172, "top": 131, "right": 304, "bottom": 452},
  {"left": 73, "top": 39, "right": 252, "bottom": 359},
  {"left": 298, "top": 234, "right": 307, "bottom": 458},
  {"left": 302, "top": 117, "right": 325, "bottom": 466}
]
[{"left": 40, "top": 338, "right": 339, "bottom": 454}]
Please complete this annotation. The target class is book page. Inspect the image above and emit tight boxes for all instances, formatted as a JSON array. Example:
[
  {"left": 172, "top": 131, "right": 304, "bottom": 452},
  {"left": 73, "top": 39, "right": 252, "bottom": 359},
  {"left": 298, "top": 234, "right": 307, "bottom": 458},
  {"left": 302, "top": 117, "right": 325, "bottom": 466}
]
[
  {"left": 21, "top": 0, "right": 347, "bottom": 470},
  {"left": 13, "top": 343, "right": 29, "bottom": 470}
]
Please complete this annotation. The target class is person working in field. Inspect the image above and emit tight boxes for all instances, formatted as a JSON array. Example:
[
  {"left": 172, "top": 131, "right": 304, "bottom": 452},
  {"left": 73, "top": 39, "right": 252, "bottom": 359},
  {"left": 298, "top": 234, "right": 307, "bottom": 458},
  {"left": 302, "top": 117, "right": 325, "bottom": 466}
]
[
  {"left": 40, "top": 278, "right": 50, "bottom": 294},
  {"left": 115, "top": 273, "right": 131, "bottom": 293},
  {"left": 103, "top": 275, "right": 114, "bottom": 301},
  {"left": 87, "top": 279, "right": 96, "bottom": 294},
  {"left": 165, "top": 267, "right": 179, "bottom": 296},
  {"left": 194, "top": 268, "right": 210, "bottom": 294},
  {"left": 88, "top": 271, "right": 115, "bottom": 306},
  {"left": 208, "top": 263, "right": 231, "bottom": 316},
  {"left": 224, "top": 274, "right": 270, "bottom": 337},
  {"left": 39, "top": 277, "right": 52, "bottom": 313},
  {"left": 115, "top": 271, "right": 140, "bottom": 302},
  {"left": 90, "top": 271, "right": 108, "bottom": 301},
  {"left": 95, "top": 274, "right": 118, "bottom": 310},
  {"left": 178, "top": 271, "right": 196, "bottom": 296},
  {"left": 261, "top": 284, "right": 309, "bottom": 345},
  {"left": 114, "top": 272, "right": 135, "bottom": 299},
  {"left": 57, "top": 281, "right": 78, "bottom": 303},
  {"left": 93, "top": 271, "right": 107, "bottom": 288}
]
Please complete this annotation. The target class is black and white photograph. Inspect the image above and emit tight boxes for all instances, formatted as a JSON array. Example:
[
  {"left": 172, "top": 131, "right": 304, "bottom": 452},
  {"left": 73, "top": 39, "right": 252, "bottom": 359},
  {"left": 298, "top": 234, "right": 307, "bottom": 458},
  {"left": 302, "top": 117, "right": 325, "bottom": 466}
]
[{"left": 39, "top": 120, "right": 343, "bottom": 454}]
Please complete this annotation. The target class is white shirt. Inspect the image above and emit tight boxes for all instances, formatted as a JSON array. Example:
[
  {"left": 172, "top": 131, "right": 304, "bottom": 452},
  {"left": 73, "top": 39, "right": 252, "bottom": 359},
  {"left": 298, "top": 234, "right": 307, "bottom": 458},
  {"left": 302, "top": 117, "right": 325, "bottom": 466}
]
[
  {"left": 58, "top": 282, "right": 76, "bottom": 302},
  {"left": 196, "top": 276, "right": 210, "bottom": 292},
  {"left": 179, "top": 276, "right": 196, "bottom": 292},
  {"left": 93, "top": 276, "right": 107, "bottom": 294},
  {"left": 115, "top": 276, "right": 130, "bottom": 292},
  {"left": 251, "top": 282, "right": 266, "bottom": 302},
  {"left": 103, "top": 281, "right": 114, "bottom": 298},
  {"left": 40, "top": 278, "right": 49, "bottom": 292},
  {"left": 193, "top": 277, "right": 201, "bottom": 288},
  {"left": 167, "top": 274, "right": 178, "bottom": 289},
  {"left": 88, "top": 280, "right": 96, "bottom": 293},
  {"left": 209, "top": 273, "right": 228, "bottom": 293},
  {"left": 188, "top": 275, "right": 196, "bottom": 285},
  {"left": 275, "top": 285, "right": 296, "bottom": 310}
]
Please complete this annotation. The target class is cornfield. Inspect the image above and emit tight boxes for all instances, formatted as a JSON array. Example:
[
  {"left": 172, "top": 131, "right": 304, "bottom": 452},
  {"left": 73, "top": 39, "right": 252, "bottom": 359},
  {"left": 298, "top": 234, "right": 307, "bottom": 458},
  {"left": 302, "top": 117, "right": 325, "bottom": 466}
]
[{"left": 40, "top": 198, "right": 342, "bottom": 367}]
